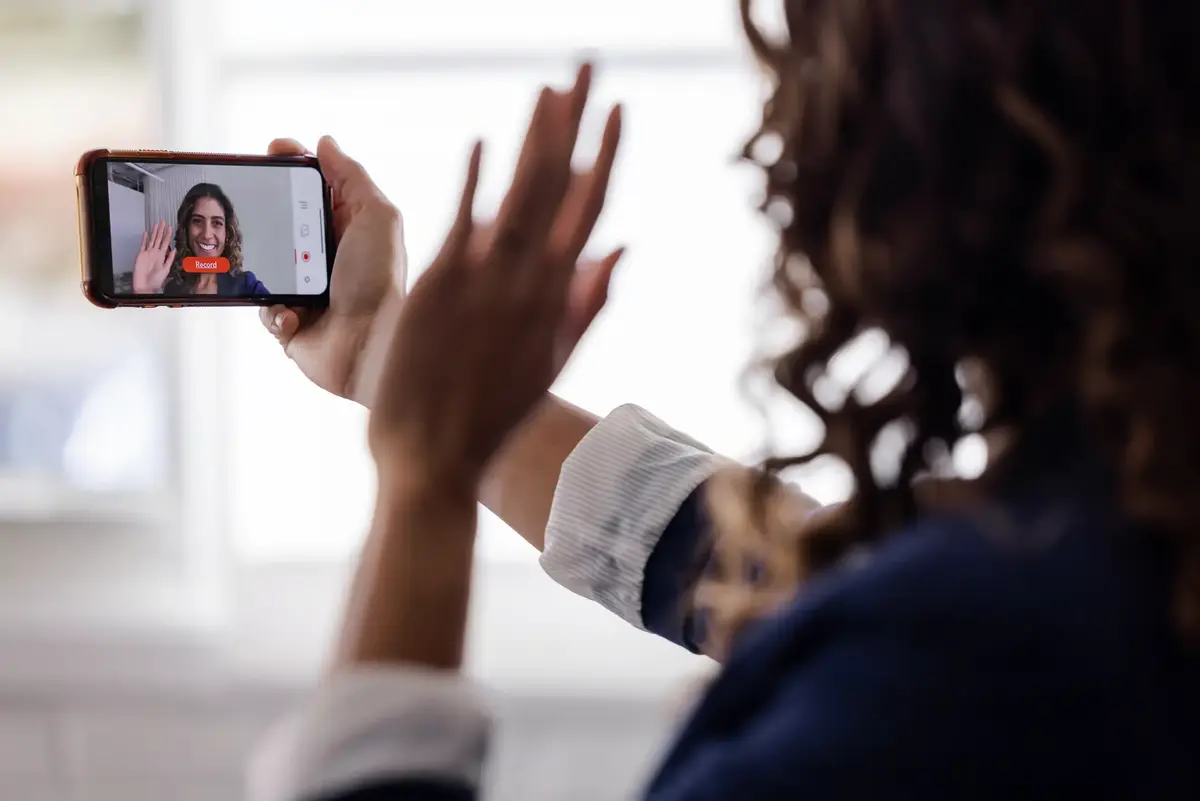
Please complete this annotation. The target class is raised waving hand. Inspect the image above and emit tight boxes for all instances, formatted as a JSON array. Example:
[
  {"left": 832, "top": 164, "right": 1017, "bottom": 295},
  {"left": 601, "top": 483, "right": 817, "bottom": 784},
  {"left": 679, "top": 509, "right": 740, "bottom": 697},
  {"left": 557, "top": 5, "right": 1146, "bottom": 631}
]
[
  {"left": 131, "top": 220, "right": 175, "bottom": 294},
  {"left": 368, "top": 65, "right": 623, "bottom": 487}
]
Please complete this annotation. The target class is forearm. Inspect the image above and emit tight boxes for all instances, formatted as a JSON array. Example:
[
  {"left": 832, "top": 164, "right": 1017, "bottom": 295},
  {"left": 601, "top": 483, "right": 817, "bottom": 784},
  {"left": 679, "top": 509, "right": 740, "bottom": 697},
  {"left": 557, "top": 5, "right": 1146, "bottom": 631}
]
[
  {"left": 478, "top": 395, "right": 598, "bottom": 551},
  {"left": 349, "top": 289, "right": 404, "bottom": 408},
  {"left": 335, "top": 476, "right": 477, "bottom": 671}
]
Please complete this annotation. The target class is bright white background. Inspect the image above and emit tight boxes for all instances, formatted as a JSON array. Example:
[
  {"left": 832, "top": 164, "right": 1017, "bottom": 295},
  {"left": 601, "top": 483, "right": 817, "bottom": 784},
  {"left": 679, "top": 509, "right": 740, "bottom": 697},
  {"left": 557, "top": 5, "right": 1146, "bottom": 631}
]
[
  {"left": 199, "top": 0, "right": 831, "bottom": 566},
  {"left": 0, "top": 5, "right": 988, "bottom": 800},
  {"left": 0, "top": 0, "right": 867, "bottom": 692},
  {"left": 204, "top": 0, "right": 828, "bottom": 688},
  {"left": 224, "top": 66, "right": 781, "bottom": 561}
]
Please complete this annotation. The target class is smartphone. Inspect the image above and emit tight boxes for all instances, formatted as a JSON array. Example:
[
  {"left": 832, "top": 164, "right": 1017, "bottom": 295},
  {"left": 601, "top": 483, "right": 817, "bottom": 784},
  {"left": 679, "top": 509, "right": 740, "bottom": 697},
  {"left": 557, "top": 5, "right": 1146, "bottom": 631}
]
[{"left": 76, "top": 149, "right": 336, "bottom": 308}]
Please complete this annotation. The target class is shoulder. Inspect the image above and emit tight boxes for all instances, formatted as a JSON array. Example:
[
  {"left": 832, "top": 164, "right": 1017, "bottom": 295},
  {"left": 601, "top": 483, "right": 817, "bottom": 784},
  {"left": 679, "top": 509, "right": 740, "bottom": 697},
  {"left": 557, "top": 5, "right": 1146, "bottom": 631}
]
[
  {"left": 241, "top": 271, "right": 268, "bottom": 293},
  {"left": 648, "top": 496, "right": 1176, "bottom": 799},
  {"left": 792, "top": 491, "right": 1149, "bottom": 638},
  {"left": 737, "top": 492, "right": 1170, "bottom": 691},
  {"left": 226, "top": 270, "right": 268, "bottom": 296}
]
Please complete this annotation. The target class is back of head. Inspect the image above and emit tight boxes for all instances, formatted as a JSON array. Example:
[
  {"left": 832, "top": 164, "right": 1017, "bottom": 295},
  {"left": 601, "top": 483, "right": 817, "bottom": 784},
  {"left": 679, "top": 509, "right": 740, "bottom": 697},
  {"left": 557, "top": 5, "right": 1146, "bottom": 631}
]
[{"left": 706, "top": 0, "right": 1200, "bottom": 654}]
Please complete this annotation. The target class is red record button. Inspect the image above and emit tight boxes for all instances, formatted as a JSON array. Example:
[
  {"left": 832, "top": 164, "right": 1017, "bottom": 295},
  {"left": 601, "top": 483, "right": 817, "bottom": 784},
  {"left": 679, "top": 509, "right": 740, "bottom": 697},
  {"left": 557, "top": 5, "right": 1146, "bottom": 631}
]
[{"left": 182, "top": 256, "right": 230, "bottom": 273}]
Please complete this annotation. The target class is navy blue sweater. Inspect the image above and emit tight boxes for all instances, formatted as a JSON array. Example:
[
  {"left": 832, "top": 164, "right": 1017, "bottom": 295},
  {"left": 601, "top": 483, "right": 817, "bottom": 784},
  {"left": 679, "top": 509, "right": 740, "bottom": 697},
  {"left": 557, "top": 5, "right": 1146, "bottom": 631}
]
[
  {"left": 217, "top": 269, "right": 269, "bottom": 297},
  {"left": 317, "top": 461, "right": 1200, "bottom": 800}
]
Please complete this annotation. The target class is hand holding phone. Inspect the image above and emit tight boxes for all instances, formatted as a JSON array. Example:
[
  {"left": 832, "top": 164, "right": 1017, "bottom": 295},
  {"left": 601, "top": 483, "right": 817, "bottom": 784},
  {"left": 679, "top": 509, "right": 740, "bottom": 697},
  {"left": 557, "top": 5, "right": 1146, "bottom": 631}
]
[
  {"left": 76, "top": 149, "right": 337, "bottom": 307},
  {"left": 260, "top": 85, "right": 622, "bottom": 411},
  {"left": 256, "top": 135, "right": 407, "bottom": 404}
]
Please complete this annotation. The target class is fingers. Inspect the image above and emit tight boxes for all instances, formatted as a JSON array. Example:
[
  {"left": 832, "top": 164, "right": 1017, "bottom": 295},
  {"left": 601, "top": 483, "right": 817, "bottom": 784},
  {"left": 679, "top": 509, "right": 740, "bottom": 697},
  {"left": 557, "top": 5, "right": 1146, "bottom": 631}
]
[
  {"left": 564, "top": 62, "right": 592, "bottom": 152},
  {"left": 491, "top": 69, "right": 587, "bottom": 269},
  {"left": 317, "top": 135, "right": 385, "bottom": 213},
  {"left": 590, "top": 246, "right": 625, "bottom": 310},
  {"left": 268, "top": 138, "right": 310, "bottom": 156},
  {"left": 564, "top": 247, "right": 625, "bottom": 343},
  {"left": 260, "top": 304, "right": 301, "bottom": 341},
  {"left": 442, "top": 141, "right": 483, "bottom": 259},
  {"left": 146, "top": 221, "right": 171, "bottom": 253},
  {"left": 552, "top": 104, "right": 623, "bottom": 261},
  {"left": 164, "top": 248, "right": 176, "bottom": 269},
  {"left": 491, "top": 88, "right": 562, "bottom": 253}
]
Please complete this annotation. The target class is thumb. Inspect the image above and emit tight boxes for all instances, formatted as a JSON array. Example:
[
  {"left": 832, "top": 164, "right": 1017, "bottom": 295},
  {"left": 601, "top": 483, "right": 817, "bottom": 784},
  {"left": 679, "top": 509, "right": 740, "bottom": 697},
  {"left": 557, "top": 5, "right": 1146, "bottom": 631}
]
[
  {"left": 316, "top": 135, "right": 382, "bottom": 211},
  {"left": 259, "top": 305, "right": 302, "bottom": 344},
  {"left": 563, "top": 247, "right": 625, "bottom": 345}
]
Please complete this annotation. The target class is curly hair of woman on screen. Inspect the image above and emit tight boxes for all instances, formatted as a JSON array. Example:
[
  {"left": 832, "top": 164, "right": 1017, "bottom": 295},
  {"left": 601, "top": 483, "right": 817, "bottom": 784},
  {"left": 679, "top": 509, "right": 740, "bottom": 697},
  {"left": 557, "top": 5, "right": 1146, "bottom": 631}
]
[
  {"left": 695, "top": 0, "right": 1200, "bottom": 658},
  {"left": 161, "top": 183, "right": 243, "bottom": 291},
  {"left": 161, "top": 182, "right": 268, "bottom": 296}
]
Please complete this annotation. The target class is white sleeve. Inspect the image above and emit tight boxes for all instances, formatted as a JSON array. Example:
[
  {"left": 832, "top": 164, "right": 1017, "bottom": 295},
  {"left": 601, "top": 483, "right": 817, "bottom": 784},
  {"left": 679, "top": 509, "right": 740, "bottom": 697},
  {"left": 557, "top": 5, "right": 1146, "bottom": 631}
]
[
  {"left": 247, "top": 667, "right": 491, "bottom": 801},
  {"left": 539, "top": 404, "right": 729, "bottom": 630}
]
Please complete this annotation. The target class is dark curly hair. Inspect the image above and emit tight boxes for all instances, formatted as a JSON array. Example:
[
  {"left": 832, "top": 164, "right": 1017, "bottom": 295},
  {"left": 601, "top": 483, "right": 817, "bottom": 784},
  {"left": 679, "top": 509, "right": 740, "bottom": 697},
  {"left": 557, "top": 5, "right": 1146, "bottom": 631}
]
[
  {"left": 163, "top": 182, "right": 245, "bottom": 294},
  {"left": 698, "top": 0, "right": 1200, "bottom": 657}
]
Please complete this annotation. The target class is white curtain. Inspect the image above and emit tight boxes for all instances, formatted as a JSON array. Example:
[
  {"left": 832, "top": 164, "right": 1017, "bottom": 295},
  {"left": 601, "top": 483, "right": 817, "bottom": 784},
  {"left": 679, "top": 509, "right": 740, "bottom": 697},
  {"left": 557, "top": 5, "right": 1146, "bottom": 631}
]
[{"left": 143, "top": 164, "right": 210, "bottom": 230}]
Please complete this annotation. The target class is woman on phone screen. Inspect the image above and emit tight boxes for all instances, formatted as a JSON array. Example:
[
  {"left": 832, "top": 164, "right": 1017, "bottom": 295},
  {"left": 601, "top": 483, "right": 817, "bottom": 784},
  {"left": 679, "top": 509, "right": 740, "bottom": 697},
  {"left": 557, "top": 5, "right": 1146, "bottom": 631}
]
[{"left": 132, "top": 182, "right": 269, "bottom": 297}]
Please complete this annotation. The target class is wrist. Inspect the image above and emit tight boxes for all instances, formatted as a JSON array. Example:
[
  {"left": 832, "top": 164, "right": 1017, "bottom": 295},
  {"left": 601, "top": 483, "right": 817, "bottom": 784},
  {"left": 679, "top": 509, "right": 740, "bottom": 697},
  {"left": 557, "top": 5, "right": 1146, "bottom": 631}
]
[
  {"left": 375, "top": 453, "right": 481, "bottom": 511},
  {"left": 347, "top": 289, "right": 404, "bottom": 408},
  {"left": 337, "top": 469, "right": 478, "bottom": 670}
]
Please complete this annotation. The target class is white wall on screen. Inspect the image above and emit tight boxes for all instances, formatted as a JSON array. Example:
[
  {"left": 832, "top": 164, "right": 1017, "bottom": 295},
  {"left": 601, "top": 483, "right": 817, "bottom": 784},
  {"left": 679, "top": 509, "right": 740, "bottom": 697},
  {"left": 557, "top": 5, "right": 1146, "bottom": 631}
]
[
  {"left": 143, "top": 163, "right": 297, "bottom": 293},
  {"left": 144, "top": 163, "right": 207, "bottom": 228},
  {"left": 210, "top": 165, "right": 297, "bottom": 293},
  {"left": 107, "top": 181, "right": 146, "bottom": 280}
]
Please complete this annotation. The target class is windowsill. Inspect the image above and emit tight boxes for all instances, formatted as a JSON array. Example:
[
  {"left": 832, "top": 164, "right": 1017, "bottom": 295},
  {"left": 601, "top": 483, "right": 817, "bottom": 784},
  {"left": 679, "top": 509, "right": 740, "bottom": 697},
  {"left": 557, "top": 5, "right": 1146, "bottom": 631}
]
[{"left": 0, "top": 485, "right": 172, "bottom": 524}]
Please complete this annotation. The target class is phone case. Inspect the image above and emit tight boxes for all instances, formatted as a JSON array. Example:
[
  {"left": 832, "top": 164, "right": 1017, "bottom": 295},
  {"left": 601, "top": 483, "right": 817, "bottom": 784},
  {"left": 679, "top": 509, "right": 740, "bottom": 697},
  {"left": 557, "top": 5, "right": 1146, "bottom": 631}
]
[{"left": 76, "top": 148, "right": 334, "bottom": 309}]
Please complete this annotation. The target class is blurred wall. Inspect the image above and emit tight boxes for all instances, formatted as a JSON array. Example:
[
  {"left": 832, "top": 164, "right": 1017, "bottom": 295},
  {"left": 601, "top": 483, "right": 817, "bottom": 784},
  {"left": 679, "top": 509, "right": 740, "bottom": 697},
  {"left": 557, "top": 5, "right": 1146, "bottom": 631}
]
[
  {"left": 107, "top": 181, "right": 144, "bottom": 279},
  {"left": 0, "top": 670, "right": 679, "bottom": 801}
]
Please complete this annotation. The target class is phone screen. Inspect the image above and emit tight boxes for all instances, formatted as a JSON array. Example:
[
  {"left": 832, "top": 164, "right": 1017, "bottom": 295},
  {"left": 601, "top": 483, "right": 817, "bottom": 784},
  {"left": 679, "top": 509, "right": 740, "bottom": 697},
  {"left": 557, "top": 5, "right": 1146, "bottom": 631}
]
[{"left": 101, "top": 159, "right": 330, "bottom": 300}]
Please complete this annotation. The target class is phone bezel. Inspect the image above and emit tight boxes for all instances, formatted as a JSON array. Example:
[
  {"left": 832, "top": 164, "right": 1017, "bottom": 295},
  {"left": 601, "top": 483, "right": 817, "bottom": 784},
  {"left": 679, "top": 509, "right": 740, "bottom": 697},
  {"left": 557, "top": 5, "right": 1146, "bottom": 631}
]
[{"left": 77, "top": 149, "right": 337, "bottom": 308}]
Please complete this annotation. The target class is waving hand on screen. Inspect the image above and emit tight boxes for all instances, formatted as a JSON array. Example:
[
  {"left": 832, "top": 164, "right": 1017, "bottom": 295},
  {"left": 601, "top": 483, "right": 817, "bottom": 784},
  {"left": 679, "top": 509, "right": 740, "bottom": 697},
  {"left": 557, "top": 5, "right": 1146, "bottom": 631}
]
[{"left": 131, "top": 220, "right": 174, "bottom": 294}]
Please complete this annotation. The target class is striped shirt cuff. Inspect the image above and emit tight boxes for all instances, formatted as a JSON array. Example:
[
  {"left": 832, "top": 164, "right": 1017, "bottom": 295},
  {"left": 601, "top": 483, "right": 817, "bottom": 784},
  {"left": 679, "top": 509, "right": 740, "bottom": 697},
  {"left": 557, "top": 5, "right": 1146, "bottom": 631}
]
[
  {"left": 247, "top": 667, "right": 490, "bottom": 801},
  {"left": 540, "top": 404, "right": 728, "bottom": 630}
]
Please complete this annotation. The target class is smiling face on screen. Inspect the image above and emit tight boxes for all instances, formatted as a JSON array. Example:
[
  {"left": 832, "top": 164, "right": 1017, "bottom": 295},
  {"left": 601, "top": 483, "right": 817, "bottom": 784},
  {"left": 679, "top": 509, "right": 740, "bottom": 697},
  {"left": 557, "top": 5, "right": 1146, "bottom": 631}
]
[
  {"left": 172, "top": 182, "right": 242, "bottom": 274},
  {"left": 162, "top": 182, "right": 244, "bottom": 294},
  {"left": 188, "top": 196, "right": 227, "bottom": 258}
]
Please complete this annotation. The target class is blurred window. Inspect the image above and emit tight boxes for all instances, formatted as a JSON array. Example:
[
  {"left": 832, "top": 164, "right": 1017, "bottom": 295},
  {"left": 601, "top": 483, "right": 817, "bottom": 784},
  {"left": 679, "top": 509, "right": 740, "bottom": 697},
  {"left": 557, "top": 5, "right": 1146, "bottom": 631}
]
[
  {"left": 0, "top": 0, "right": 849, "bottom": 601},
  {"left": 0, "top": 4, "right": 173, "bottom": 521},
  {"left": 208, "top": 3, "right": 827, "bottom": 563}
]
